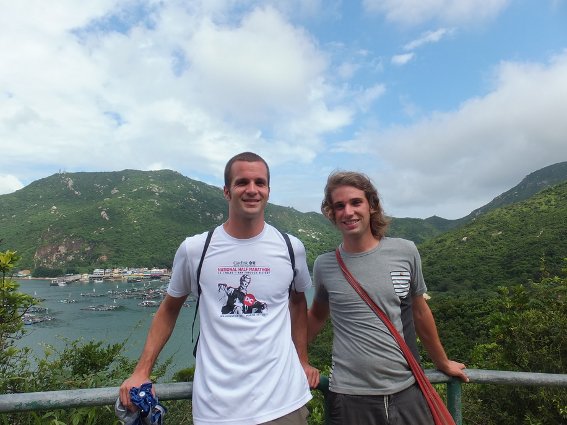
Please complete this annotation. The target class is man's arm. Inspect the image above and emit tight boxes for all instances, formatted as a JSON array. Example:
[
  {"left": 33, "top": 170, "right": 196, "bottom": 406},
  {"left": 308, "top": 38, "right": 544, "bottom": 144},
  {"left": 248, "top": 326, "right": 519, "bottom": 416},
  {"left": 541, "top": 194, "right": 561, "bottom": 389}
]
[
  {"left": 307, "top": 298, "right": 330, "bottom": 344},
  {"left": 412, "top": 294, "right": 469, "bottom": 382},
  {"left": 119, "top": 294, "right": 187, "bottom": 409},
  {"left": 289, "top": 290, "right": 320, "bottom": 388}
]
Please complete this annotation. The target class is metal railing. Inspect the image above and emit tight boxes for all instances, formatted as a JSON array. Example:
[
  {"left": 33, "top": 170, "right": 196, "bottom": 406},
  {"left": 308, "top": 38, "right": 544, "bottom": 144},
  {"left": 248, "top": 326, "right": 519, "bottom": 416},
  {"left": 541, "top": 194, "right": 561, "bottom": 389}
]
[{"left": 1, "top": 369, "right": 566, "bottom": 424}]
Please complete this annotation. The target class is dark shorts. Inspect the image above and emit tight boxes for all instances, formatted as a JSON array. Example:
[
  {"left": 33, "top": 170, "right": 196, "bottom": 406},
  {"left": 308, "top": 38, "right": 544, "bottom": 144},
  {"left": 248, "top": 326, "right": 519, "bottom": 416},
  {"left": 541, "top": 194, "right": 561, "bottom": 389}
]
[{"left": 328, "top": 384, "right": 434, "bottom": 425}]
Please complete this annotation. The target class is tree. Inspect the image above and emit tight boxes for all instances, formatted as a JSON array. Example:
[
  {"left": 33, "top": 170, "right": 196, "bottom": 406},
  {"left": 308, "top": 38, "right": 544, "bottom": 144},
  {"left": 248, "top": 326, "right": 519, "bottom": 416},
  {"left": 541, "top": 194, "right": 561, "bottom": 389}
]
[
  {"left": 0, "top": 250, "right": 36, "bottom": 393},
  {"left": 465, "top": 276, "right": 567, "bottom": 424}
]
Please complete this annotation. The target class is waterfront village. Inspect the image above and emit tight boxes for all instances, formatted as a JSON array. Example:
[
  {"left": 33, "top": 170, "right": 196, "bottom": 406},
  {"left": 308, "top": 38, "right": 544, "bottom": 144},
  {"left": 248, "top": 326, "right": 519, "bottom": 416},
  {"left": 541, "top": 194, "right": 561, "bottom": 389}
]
[
  {"left": 19, "top": 267, "right": 194, "bottom": 326},
  {"left": 47, "top": 266, "right": 171, "bottom": 285}
]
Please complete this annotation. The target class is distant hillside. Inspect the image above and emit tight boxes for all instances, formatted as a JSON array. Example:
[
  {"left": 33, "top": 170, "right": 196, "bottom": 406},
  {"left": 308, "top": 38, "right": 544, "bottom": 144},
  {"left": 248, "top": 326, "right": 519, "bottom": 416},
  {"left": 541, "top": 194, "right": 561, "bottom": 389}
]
[
  {"left": 387, "top": 215, "right": 455, "bottom": 243},
  {"left": 0, "top": 170, "right": 340, "bottom": 273},
  {"left": 2, "top": 163, "right": 566, "bottom": 277},
  {"left": 420, "top": 181, "right": 567, "bottom": 292},
  {"left": 457, "top": 161, "right": 567, "bottom": 224},
  {"left": 390, "top": 161, "right": 567, "bottom": 243}
]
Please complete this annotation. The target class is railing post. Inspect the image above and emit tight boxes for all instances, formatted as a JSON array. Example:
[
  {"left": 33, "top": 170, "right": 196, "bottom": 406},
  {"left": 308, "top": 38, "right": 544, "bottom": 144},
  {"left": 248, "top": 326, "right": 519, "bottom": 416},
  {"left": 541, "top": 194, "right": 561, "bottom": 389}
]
[
  {"left": 446, "top": 379, "right": 462, "bottom": 425},
  {"left": 316, "top": 376, "right": 330, "bottom": 425}
]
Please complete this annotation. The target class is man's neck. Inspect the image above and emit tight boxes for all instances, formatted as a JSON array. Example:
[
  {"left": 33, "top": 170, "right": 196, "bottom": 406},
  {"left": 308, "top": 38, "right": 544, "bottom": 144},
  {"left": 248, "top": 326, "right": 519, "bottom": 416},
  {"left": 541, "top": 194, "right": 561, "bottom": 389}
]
[
  {"left": 341, "top": 233, "right": 380, "bottom": 254},
  {"left": 223, "top": 217, "right": 265, "bottom": 239}
]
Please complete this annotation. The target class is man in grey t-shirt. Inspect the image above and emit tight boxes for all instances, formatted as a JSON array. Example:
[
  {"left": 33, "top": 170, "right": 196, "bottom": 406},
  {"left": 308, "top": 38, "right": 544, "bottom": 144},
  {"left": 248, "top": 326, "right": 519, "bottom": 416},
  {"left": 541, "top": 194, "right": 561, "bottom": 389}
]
[{"left": 308, "top": 171, "right": 468, "bottom": 425}]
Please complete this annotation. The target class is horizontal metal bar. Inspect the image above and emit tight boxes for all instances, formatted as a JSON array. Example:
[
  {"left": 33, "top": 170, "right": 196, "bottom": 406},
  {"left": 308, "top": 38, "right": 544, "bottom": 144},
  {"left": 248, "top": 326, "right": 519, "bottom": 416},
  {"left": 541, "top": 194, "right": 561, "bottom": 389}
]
[
  {"left": 426, "top": 368, "right": 567, "bottom": 387},
  {"left": 0, "top": 382, "right": 192, "bottom": 414},
  {"left": 1, "top": 369, "right": 566, "bottom": 414}
]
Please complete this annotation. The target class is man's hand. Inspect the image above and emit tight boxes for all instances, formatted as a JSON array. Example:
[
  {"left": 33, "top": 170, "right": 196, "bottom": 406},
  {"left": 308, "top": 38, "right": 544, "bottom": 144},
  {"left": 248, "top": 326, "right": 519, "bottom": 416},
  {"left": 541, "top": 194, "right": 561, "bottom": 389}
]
[
  {"left": 437, "top": 359, "right": 469, "bottom": 383},
  {"left": 119, "top": 374, "right": 153, "bottom": 411},
  {"left": 301, "top": 362, "right": 320, "bottom": 389}
]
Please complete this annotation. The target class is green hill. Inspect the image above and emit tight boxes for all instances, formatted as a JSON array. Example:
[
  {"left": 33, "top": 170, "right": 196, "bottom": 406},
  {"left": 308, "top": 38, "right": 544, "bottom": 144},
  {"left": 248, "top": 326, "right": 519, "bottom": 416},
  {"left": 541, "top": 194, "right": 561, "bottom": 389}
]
[
  {"left": 420, "top": 181, "right": 567, "bottom": 292},
  {"left": 387, "top": 215, "right": 454, "bottom": 244},
  {"left": 0, "top": 169, "right": 340, "bottom": 273},
  {"left": 2, "top": 163, "right": 566, "bottom": 280},
  {"left": 456, "top": 161, "right": 567, "bottom": 225},
  {"left": 390, "top": 161, "right": 567, "bottom": 242}
]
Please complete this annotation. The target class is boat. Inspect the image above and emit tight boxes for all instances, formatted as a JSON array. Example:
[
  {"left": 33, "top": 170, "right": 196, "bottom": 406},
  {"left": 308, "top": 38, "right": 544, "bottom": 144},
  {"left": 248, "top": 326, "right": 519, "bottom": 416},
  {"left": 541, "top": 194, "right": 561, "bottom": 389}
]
[
  {"left": 22, "top": 313, "right": 54, "bottom": 325},
  {"left": 80, "top": 288, "right": 105, "bottom": 297},
  {"left": 127, "top": 277, "right": 143, "bottom": 283},
  {"left": 27, "top": 306, "right": 49, "bottom": 313},
  {"left": 80, "top": 304, "right": 120, "bottom": 311},
  {"left": 138, "top": 300, "right": 161, "bottom": 307},
  {"left": 59, "top": 298, "right": 77, "bottom": 303},
  {"left": 50, "top": 277, "right": 67, "bottom": 286}
]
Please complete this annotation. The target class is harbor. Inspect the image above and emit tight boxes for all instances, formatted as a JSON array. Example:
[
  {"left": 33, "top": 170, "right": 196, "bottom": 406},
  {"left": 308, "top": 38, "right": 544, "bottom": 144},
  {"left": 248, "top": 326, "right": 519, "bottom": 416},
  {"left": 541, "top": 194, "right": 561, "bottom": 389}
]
[
  {"left": 15, "top": 278, "right": 198, "bottom": 377},
  {"left": 41, "top": 267, "right": 172, "bottom": 287},
  {"left": 15, "top": 276, "right": 312, "bottom": 378}
]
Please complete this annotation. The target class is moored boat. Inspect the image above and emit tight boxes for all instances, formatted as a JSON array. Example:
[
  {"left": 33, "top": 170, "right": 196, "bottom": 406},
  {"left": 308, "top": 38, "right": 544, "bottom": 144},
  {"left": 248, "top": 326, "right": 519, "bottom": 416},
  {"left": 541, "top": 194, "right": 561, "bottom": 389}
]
[{"left": 138, "top": 300, "right": 161, "bottom": 307}]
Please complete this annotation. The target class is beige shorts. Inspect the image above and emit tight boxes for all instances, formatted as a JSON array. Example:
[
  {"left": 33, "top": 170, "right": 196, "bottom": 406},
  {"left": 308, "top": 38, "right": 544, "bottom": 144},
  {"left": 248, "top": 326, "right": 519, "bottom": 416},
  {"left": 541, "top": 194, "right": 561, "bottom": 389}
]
[{"left": 260, "top": 405, "right": 310, "bottom": 425}]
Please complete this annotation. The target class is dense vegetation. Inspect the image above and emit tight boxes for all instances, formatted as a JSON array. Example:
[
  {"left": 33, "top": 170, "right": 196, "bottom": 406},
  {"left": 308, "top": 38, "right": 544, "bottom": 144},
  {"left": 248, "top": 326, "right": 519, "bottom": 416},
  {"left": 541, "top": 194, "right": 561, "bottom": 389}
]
[
  {"left": 3, "top": 250, "right": 564, "bottom": 424},
  {"left": 2, "top": 161, "right": 566, "bottom": 275},
  {"left": 2, "top": 162, "right": 567, "bottom": 424},
  {"left": 456, "top": 160, "right": 567, "bottom": 225},
  {"left": 0, "top": 170, "right": 341, "bottom": 273},
  {"left": 433, "top": 275, "right": 567, "bottom": 424},
  {"left": 420, "top": 182, "right": 567, "bottom": 292}
]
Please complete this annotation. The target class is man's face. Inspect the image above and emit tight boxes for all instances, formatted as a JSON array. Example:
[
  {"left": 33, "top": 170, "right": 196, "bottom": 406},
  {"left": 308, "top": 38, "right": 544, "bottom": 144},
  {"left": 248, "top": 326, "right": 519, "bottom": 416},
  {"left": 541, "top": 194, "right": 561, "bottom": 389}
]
[
  {"left": 224, "top": 160, "right": 270, "bottom": 220},
  {"left": 330, "top": 185, "right": 373, "bottom": 239}
]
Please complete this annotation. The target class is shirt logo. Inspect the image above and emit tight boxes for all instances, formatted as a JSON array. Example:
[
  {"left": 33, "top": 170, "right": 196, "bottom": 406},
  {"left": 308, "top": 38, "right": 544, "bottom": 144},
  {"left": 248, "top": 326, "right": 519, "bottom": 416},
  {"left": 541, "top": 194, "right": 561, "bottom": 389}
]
[{"left": 243, "top": 294, "right": 256, "bottom": 306}]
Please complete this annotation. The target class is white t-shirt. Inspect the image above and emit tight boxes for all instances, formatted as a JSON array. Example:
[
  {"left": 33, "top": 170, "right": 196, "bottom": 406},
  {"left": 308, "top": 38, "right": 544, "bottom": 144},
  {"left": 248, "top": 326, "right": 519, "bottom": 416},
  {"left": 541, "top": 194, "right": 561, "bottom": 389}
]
[{"left": 168, "top": 223, "right": 312, "bottom": 425}]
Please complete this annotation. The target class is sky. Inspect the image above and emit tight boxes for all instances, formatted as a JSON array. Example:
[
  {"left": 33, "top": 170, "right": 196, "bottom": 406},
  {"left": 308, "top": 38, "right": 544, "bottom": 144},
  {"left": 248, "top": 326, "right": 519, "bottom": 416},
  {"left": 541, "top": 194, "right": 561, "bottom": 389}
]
[{"left": 1, "top": 0, "right": 567, "bottom": 220}]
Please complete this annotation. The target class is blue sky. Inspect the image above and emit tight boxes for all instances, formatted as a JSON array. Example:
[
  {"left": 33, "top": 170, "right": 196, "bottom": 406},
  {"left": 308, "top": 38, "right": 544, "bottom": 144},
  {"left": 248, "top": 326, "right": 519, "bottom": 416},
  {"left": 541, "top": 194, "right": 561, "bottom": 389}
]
[{"left": 1, "top": 0, "right": 566, "bottom": 219}]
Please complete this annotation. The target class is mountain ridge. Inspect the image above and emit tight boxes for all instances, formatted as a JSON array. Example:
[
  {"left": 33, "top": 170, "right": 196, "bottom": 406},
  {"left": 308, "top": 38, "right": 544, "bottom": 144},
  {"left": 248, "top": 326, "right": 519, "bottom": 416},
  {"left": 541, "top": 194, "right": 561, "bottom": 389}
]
[
  {"left": 389, "top": 161, "right": 567, "bottom": 241},
  {"left": 0, "top": 169, "right": 341, "bottom": 272},
  {"left": 1, "top": 162, "right": 566, "bottom": 277},
  {"left": 420, "top": 180, "right": 567, "bottom": 292},
  {"left": 456, "top": 161, "right": 567, "bottom": 224}
]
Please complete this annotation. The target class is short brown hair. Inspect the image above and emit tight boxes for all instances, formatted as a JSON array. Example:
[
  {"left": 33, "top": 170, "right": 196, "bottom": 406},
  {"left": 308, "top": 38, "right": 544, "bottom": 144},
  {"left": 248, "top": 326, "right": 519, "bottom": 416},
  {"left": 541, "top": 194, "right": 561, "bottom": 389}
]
[
  {"left": 321, "top": 171, "right": 389, "bottom": 239},
  {"left": 224, "top": 152, "right": 270, "bottom": 188}
]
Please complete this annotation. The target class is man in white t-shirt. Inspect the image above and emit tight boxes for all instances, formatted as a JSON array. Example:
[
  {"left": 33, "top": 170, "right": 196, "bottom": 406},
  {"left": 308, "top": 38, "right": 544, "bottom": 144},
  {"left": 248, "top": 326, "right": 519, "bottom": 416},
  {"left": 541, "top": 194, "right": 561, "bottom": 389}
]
[{"left": 120, "top": 152, "right": 319, "bottom": 424}]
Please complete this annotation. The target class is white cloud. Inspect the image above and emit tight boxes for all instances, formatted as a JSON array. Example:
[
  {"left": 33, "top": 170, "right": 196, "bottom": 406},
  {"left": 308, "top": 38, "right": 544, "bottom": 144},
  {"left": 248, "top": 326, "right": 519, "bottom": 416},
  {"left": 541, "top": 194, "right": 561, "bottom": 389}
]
[
  {"left": 1, "top": 0, "right": 564, "bottom": 221},
  {"left": 0, "top": 2, "right": 352, "bottom": 184},
  {"left": 391, "top": 53, "right": 414, "bottom": 65},
  {"left": 363, "top": 0, "right": 510, "bottom": 26},
  {"left": 390, "top": 28, "right": 454, "bottom": 70},
  {"left": 337, "top": 61, "right": 360, "bottom": 79},
  {"left": 366, "top": 50, "right": 567, "bottom": 218},
  {"left": 263, "top": 0, "right": 341, "bottom": 20},
  {"left": 183, "top": 7, "right": 328, "bottom": 124},
  {"left": 355, "top": 84, "right": 386, "bottom": 112},
  {"left": 0, "top": 175, "right": 24, "bottom": 195},
  {"left": 403, "top": 28, "right": 455, "bottom": 50}
]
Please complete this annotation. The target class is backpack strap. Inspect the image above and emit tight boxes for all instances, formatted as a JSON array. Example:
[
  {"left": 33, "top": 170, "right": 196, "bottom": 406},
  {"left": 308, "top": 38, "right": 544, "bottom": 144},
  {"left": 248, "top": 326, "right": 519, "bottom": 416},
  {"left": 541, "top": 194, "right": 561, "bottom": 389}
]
[
  {"left": 278, "top": 230, "right": 297, "bottom": 296},
  {"left": 191, "top": 229, "right": 214, "bottom": 358}
]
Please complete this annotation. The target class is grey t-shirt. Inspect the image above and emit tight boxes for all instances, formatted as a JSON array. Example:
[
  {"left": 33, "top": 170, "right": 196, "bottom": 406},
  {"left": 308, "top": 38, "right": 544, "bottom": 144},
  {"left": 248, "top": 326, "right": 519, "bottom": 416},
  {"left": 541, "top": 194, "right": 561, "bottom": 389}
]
[{"left": 313, "top": 237, "right": 427, "bottom": 395}]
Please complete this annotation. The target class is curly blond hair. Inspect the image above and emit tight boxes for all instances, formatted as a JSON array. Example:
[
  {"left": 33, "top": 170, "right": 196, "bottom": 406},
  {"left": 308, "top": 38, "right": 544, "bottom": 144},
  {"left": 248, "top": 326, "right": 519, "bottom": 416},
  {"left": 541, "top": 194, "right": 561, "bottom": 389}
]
[{"left": 321, "top": 171, "right": 389, "bottom": 239}]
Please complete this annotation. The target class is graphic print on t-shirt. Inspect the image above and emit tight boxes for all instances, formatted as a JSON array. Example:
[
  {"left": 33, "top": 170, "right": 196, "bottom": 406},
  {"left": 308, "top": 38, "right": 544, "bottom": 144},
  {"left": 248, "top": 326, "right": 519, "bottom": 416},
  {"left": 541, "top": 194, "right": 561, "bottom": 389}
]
[
  {"left": 217, "top": 274, "right": 268, "bottom": 315},
  {"left": 390, "top": 270, "right": 411, "bottom": 299}
]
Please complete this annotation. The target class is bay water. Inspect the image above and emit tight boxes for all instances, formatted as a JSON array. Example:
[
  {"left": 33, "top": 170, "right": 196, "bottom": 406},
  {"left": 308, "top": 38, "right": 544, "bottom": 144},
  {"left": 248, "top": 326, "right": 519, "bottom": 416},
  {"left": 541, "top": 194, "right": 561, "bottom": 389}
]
[
  {"left": 15, "top": 278, "right": 314, "bottom": 379},
  {"left": 16, "top": 278, "right": 198, "bottom": 378}
]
